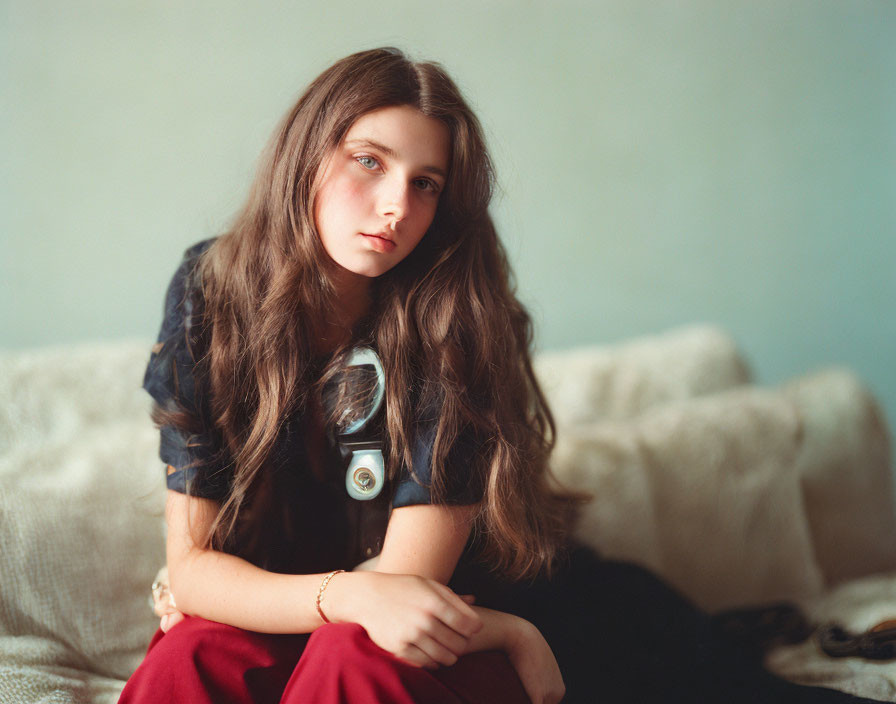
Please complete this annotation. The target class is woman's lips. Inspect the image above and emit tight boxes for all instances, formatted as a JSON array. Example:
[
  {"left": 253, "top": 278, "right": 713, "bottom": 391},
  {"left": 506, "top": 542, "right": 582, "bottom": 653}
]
[{"left": 361, "top": 233, "right": 397, "bottom": 253}]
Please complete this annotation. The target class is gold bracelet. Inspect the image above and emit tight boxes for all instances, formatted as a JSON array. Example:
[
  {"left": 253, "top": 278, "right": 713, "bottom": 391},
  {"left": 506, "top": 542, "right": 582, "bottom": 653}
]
[{"left": 315, "top": 569, "right": 345, "bottom": 624}]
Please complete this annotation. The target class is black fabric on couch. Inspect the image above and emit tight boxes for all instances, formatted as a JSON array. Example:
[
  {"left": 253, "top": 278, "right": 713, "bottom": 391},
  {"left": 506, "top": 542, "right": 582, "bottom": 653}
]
[{"left": 453, "top": 543, "right": 885, "bottom": 703}]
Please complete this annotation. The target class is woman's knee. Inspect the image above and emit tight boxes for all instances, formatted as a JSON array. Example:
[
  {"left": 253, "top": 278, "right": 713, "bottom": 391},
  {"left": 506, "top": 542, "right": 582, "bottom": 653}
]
[
  {"left": 303, "top": 622, "right": 382, "bottom": 665},
  {"left": 120, "top": 618, "right": 232, "bottom": 703},
  {"left": 150, "top": 615, "right": 229, "bottom": 655},
  {"left": 283, "top": 623, "right": 451, "bottom": 704},
  {"left": 121, "top": 617, "right": 306, "bottom": 704}
]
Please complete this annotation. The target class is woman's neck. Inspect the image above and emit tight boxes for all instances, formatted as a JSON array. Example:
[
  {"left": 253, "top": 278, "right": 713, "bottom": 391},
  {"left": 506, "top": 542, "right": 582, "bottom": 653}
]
[{"left": 315, "top": 268, "right": 373, "bottom": 356}]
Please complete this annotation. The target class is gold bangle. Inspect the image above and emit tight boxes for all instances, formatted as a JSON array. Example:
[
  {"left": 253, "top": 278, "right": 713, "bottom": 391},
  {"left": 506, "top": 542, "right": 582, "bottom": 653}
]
[{"left": 315, "top": 569, "right": 345, "bottom": 624}]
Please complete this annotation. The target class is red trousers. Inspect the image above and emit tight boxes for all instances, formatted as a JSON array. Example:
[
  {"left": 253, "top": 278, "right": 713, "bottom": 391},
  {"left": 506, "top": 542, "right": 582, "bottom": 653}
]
[{"left": 118, "top": 616, "right": 530, "bottom": 704}]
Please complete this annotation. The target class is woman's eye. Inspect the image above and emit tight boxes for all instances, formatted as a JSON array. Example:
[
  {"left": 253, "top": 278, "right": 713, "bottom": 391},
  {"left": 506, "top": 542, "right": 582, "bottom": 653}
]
[
  {"left": 356, "top": 156, "right": 378, "bottom": 170},
  {"left": 414, "top": 178, "right": 440, "bottom": 193}
]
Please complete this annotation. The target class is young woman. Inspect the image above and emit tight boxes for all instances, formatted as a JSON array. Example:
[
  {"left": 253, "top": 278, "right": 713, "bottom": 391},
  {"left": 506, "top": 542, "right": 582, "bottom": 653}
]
[
  {"left": 121, "top": 47, "right": 880, "bottom": 704},
  {"left": 120, "top": 47, "right": 576, "bottom": 704}
]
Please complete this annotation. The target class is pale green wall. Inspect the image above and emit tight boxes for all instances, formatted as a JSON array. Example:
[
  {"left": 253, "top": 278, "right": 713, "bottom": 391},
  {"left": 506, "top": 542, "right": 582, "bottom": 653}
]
[{"left": 3, "top": 0, "right": 895, "bottom": 427}]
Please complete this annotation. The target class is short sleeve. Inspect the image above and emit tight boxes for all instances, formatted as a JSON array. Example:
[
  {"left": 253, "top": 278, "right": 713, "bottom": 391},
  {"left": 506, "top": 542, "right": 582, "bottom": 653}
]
[
  {"left": 143, "top": 239, "right": 230, "bottom": 501},
  {"left": 392, "top": 419, "right": 486, "bottom": 508}
]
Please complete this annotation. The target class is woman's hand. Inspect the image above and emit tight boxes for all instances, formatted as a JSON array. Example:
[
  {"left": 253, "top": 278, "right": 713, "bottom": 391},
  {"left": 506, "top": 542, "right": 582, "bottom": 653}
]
[
  {"left": 325, "top": 571, "right": 482, "bottom": 669},
  {"left": 158, "top": 610, "right": 185, "bottom": 632},
  {"left": 151, "top": 567, "right": 186, "bottom": 632},
  {"left": 506, "top": 619, "right": 566, "bottom": 704}
]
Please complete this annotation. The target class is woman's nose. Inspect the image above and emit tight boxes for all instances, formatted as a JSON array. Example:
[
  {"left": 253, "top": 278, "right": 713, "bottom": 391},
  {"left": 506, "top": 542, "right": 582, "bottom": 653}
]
[{"left": 378, "top": 178, "right": 410, "bottom": 223}]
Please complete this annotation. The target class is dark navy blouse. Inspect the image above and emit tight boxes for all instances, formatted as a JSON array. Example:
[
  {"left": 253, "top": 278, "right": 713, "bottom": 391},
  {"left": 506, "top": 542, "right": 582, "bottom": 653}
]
[{"left": 142, "top": 241, "right": 483, "bottom": 571}]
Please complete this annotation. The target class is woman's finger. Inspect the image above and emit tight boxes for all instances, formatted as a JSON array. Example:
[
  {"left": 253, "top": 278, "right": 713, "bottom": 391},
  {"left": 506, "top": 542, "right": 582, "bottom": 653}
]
[
  {"left": 427, "top": 582, "right": 482, "bottom": 636},
  {"left": 408, "top": 631, "right": 460, "bottom": 668},
  {"left": 419, "top": 616, "right": 470, "bottom": 656},
  {"left": 399, "top": 643, "right": 440, "bottom": 670},
  {"left": 438, "top": 601, "right": 481, "bottom": 638},
  {"left": 160, "top": 611, "right": 185, "bottom": 633}
]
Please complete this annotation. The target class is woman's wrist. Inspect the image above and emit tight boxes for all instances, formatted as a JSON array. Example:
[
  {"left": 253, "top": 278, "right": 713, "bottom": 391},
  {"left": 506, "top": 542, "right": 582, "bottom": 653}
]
[
  {"left": 315, "top": 569, "right": 345, "bottom": 624},
  {"left": 315, "top": 569, "right": 362, "bottom": 625},
  {"left": 503, "top": 611, "right": 539, "bottom": 655},
  {"left": 465, "top": 606, "right": 529, "bottom": 654}
]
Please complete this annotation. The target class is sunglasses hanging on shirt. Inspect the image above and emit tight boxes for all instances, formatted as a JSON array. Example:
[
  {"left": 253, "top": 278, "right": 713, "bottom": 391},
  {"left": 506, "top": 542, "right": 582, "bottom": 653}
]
[{"left": 321, "top": 346, "right": 387, "bottom": 501}]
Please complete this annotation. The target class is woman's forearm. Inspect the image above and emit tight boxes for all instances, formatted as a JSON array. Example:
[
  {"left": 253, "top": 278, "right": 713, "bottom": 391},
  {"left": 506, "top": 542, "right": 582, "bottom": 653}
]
[
  {"left": 163, "top": 493, "right": 483, "bottom": 639},
  {"left": 168, "top": 545, "right": 334, "bottom": 634},
  {"left": 164, "top": 487, "right": 356, "bottom": 634},
  {"left": 168, "top": 543, "right": 532, "bottom": 649},
  {"left": 464, "top": 607, "right": 564, "bottom": 703}
]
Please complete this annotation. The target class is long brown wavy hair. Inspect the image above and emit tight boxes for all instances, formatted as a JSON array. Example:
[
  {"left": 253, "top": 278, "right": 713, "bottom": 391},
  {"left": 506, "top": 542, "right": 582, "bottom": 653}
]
[{"left": 159, "top": 47, "right": 583, "bottom": 581}]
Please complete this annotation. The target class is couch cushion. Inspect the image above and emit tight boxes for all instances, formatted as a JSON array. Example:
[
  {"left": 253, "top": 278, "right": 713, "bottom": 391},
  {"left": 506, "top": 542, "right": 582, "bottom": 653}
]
[
  {"left": 535, "top": 325, "right": 750, "bottom": 427},
  {"left": 551, "top": 386, "right": 825, "bottom": 612},
  {"left": 784, "top": 369, "right": 896, "bottom": 585}
]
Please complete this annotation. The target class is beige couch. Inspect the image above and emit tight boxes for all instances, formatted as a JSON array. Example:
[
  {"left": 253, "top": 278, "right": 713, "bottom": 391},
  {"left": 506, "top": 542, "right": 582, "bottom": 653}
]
[{"left": 2, "top": 326, "right": 895, "bottom": 702}]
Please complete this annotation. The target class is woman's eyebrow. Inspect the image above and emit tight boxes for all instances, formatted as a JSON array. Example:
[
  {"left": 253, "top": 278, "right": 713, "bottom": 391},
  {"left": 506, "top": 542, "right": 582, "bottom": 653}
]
[{"left": 344, "top": 138, "right": 447, "bottom": 179}]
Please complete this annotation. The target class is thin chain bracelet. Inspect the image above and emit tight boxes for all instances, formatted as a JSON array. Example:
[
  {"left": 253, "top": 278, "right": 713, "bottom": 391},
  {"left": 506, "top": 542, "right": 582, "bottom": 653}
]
[{"left": 315, "top": 569, "right": 345, "bottom": 624}]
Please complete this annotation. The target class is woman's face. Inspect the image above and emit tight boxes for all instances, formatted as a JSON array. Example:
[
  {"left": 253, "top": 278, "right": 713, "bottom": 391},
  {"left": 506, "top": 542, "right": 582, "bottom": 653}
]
[{"left": 314, "top": 105, "right": 450, "bottom": 282}]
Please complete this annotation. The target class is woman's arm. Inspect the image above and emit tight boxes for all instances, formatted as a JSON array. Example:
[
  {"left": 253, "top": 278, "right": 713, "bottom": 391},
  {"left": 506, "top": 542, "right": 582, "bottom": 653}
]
[
  {"left": 164, "top": 489, "right": 480, "bottom": 643},
  {"left": 323, "top": 502, "right": 485, "bottom": 667},
  {"left": 165, "top": 489, "right": 327, "bottom": 633},
  {"left": 371, "top": 503, "right": 535, "bottom": 654},
  {"left": 472, "top": 608, "right": 566, "bottom": 704},
  {"left": 374, "top": 502, "right": 477, "bottom": 583},
  {"left": 367, "top": 502, "right": 565, "bottom": 703}
]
